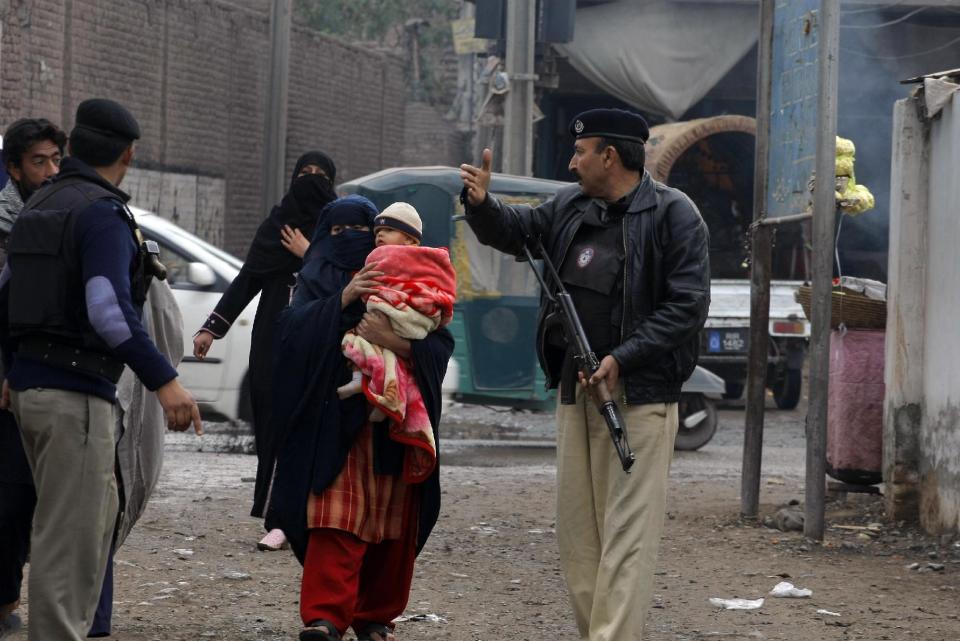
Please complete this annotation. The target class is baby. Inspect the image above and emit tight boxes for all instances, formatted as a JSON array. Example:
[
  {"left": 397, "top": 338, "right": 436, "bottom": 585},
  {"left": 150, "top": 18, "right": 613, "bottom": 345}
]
[{"left": 337, "top": 202, "right": 456, "bottom": 483}]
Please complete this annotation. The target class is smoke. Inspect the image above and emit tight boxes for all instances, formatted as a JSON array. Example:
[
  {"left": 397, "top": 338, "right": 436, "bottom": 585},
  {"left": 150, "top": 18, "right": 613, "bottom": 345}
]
[{"left": 834, "top": 8, "right": 960, "bottom": 281}]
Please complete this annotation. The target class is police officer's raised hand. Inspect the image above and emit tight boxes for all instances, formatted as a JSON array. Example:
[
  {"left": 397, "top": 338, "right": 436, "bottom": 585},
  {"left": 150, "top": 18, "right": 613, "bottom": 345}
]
[
  {"left": 460, "top": 148, "right": 493, "bottom": 207},
  {"left": 341, "top": 262, "right": 383, "bottom": 309},
  {"left": 156, "top": 378, "right": 203, "bottom": 435},
  {"left": 193, "top": 331, "right": 214, "bottom": 360}
]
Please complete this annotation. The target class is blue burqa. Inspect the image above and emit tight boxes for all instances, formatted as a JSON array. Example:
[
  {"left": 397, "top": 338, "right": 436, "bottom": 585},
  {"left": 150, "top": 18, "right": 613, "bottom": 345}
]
[{"left": 267, "top": 195, "right": 453, "bottom": 563}]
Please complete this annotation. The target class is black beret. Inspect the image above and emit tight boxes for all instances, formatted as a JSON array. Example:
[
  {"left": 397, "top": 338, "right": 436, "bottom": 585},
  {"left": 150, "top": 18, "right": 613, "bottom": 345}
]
[
  {"left": 74, "top": 98, "right": 141, "bottom": 141},
  {"left": 569, "top": 108, "right": 649, "bottom": 144}
]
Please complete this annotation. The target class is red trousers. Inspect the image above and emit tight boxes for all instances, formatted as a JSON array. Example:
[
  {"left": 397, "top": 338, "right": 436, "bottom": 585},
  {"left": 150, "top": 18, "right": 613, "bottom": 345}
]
[{"left": 300, "top": 526, "right": 418, "bottom": 636}]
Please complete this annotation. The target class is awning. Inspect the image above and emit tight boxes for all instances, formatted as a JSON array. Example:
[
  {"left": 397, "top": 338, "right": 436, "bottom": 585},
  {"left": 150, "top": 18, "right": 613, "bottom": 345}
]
[{"left": 555, "top": 0, "right": 759, "bottom": 119}]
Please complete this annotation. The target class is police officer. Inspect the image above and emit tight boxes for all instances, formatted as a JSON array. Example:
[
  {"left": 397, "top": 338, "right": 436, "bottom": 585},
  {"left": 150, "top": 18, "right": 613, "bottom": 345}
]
[
  {"left": 460, "top": 108, "right": 710, "bottom": 640},
  {"left": 0, "top": 98, "right": 201, "bottom": 641}
]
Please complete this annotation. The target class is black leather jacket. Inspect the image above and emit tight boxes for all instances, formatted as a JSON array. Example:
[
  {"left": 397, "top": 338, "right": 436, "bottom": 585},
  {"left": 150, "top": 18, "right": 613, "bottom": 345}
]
[{"left": 464, "top": 171, "right": 710, "bottom": 405}]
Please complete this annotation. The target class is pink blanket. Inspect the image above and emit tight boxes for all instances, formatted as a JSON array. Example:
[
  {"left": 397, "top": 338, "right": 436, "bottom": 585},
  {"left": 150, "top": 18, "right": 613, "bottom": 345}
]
[{"left": 342, "top": 245, "right": 456, "bottom": 484}]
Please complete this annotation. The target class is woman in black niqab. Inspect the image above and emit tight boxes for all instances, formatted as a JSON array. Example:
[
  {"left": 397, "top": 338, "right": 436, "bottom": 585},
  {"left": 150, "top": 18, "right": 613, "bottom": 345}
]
[
  {"left": 242, "top": 152, "right": 337, "bottom": 278},
  {"left": 191, "top": 151, "right": 337, "bottom": 551}
]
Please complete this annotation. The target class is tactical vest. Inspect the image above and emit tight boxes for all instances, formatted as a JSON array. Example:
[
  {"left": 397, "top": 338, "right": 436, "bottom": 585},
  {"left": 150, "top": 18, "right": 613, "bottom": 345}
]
[{"left": 7, "top": 176, "right": 152, "bottom": 362}]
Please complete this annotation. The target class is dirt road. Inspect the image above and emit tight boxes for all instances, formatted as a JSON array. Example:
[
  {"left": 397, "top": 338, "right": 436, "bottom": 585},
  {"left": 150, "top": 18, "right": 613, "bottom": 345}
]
[{"left": 7, "top": 405, "right": 959, "bottom": 640}]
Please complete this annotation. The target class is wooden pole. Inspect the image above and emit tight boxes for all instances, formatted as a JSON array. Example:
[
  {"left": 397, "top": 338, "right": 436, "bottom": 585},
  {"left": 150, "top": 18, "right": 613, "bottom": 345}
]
[
  {"left": 502, "top": 0, "right": 536, "bottom": 176},
  {"left": 741, "top": 0, "right": 775, "bottom": 518},
  {"left": 263, "top": 0, "right": 292, "bottom": 213},
  {"left": 804, "top": 0, "right": 841, "bottom": 541}
]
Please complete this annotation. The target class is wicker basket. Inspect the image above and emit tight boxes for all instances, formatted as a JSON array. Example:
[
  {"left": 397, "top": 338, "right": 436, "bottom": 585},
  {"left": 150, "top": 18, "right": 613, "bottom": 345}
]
[{"left": 795, "top": 285, "right": 887, "bottom": 330}]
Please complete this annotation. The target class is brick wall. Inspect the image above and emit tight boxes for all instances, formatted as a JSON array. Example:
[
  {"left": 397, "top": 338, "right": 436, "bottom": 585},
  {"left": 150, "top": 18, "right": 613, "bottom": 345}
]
[
  {"left": 403, "top": 100, "right": 467, "bottom": 168},
  {"left": 0, "top": 0, "right": 409, "bottom": 257}
]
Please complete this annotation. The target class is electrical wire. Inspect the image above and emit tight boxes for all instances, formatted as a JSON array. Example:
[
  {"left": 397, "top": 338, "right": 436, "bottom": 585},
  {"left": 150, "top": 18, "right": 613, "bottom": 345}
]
[
  {"left": 840, "top": 1, "right": 908, "bottom": 15},
  {"left": 840, "top": 5, "right": 929, "bottom": 28},
  {"left": 834, "top": 211, "right": 847, "bottom": 334},
  {"left": 840, "top": 33, "right": 960, "bottom": 60},
  {"left": 834, "top": 212, "right": 845, "bottom": 285}
]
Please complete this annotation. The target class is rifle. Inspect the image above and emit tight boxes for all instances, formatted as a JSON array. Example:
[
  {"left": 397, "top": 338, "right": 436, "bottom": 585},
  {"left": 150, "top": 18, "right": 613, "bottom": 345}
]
[{"left": 517, "top": 232, "right": 636, "bottom": 473}]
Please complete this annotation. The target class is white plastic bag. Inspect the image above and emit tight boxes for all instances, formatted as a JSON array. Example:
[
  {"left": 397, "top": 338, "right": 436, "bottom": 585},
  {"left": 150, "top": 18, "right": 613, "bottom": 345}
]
[
  {"left": 769, "top": 581, "right": 813, "bottom": 598},
  {"left": 708, "top": 597, "right": 765, "bottom": 610}
]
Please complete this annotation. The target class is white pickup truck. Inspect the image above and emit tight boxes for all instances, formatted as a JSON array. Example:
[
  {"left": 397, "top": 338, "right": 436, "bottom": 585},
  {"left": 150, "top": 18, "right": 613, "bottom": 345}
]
[{"left": 700, "top": 279, "right": 809, "bottom": 409}]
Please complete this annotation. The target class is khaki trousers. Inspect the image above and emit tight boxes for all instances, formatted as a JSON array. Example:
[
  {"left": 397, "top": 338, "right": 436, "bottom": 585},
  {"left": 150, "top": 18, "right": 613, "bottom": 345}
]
[
  {"left": 556, "top": 385, "right": 678, "bottom": 641},
  {"left": 11, "top": 388, "right": 118, "bottom": 641}
]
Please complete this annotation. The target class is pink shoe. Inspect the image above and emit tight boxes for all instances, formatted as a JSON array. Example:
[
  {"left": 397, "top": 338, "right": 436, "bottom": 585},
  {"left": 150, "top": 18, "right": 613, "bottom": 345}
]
[{"left": 257, "top": 528, "right": 289, "bottom": 551}]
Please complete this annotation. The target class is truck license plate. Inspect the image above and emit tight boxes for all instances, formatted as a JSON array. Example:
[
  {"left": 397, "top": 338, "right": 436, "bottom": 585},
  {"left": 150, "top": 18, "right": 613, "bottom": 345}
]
[{"left": 708, "top": 329, "right": 747, "bottom": 353}]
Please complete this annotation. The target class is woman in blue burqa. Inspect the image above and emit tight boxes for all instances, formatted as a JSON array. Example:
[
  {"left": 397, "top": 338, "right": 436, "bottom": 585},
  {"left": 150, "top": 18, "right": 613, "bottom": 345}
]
[{"left": 268, "top": 195, "right": 453, "bottom": 641}]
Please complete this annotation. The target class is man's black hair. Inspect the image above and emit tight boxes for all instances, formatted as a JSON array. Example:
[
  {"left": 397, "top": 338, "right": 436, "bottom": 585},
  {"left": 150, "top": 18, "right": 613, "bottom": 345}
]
[
  {"left": 68, "top": 127, "right": 132, "bottom": 167},
  {"left": 597, "top": 136, "right": 645, "bottom": 172},
  {"left": 3, "top": 118, "right": 67, "bottom": 168}
]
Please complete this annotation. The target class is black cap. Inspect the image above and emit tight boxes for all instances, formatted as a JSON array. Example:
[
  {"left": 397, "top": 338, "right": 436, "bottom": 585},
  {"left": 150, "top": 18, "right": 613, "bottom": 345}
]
[
  {"left": 73, "top": 98, "right": 141, "bottom": 141},
  {"left": 569, "top": 108, "right": 649, "bottom": 144}
]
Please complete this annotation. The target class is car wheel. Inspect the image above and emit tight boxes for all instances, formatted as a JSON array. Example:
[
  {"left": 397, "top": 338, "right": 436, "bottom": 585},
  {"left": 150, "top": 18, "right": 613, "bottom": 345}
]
[
  {"left": 237, "top": 373, "right": 254, "bottom": 423},
  {"left": 772, "top": 368, "right": 802, "bottom": 410},
  {"left": 675, "top": 393, "right": 718, "bottom": 451}
]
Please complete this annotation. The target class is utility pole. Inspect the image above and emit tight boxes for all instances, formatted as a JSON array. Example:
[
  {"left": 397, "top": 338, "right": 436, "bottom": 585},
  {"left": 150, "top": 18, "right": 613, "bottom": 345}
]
[
  {"left": 502, "top": 0, "right": 536, "bottom": 176},
  {"left": 741, "top": 0, "right": 775, "bottom": 519},
  {"left": 263, "top": 0, "right": 292, "bottom": 212},
  {"left": 805, "top": 0, "right": 841, "bottom": 541}
]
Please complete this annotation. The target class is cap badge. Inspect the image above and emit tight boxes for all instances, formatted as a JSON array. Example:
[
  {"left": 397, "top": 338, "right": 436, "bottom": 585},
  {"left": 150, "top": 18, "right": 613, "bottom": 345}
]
[
  {"left": 577, "top": 247, "right": 594, "bottom": 268},
  {"left": 574, "top": 119, "right": 584, "bottom": 134}
]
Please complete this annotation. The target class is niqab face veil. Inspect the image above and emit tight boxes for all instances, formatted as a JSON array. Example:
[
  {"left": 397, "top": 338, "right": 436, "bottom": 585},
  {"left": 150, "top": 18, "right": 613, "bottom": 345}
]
[
  {"left": 291, "top": 150, "right": 336, "bottom": 190},
  {"left": 292, "top": 195, "right": 379, "bottom": 305},
  {"left": 327, "top": 199, "right": 376, "bottom": 270},
  {"left": 242, "top": 151, "right": 338, "bottom": 278}
]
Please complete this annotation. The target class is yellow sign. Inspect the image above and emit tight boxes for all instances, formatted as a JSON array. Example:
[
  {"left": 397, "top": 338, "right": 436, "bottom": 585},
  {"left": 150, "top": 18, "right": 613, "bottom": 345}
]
[{"left": 451, "top": 18, "right": 489, "bottom": 55}]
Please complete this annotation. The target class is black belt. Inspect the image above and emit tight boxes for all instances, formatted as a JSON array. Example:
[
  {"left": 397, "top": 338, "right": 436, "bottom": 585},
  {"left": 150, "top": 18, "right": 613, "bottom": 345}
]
[{"left": 17, "top": 337, "right": 124, "bottom": 384}]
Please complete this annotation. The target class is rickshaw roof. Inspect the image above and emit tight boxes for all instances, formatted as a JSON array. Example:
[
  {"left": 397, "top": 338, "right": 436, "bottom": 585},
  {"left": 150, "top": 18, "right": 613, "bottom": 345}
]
[{"left": 339, "top": 166, "right": 570, "bottom": 196}]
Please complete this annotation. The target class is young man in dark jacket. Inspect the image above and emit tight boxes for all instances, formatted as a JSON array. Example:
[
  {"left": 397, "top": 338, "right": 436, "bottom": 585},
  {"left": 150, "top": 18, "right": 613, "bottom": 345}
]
[
  {"left": 460, "top": 108, "right": 710, "bottom": 640},
  {"left": 0, "top": 118, "right": 66, "bottom": 236},
  {"left": 0, "top": 117, "right": 67, "bottom": 636},
  {"left": 0, "top": 98, "right": 201, "bottom": 641}
]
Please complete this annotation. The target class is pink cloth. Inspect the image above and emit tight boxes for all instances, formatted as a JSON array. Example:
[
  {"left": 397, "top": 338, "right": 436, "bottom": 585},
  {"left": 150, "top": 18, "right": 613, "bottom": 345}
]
[
  {"left": 342, "top": 245, "right": 456, "bottom": 484},
  {"left": 827, "top": 329, "right": 885, "bottom": 479}
]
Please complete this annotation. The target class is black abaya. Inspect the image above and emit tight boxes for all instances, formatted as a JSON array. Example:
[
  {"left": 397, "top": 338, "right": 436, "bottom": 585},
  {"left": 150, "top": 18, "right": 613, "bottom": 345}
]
[
  {"left": 197, "top": 153, "right": 337, "bottom": 519},
  {"left": 207, "top": 266, "right": 294, "bottom": 517}
]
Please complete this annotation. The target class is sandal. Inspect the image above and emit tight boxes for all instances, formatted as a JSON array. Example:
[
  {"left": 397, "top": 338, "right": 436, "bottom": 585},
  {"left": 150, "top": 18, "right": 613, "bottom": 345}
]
[
  {"left": 356, "top": 623, "right": 395, "bottom": 641},
  {"left": 300, "top": 619, "right": 341, "bottom": 641}
]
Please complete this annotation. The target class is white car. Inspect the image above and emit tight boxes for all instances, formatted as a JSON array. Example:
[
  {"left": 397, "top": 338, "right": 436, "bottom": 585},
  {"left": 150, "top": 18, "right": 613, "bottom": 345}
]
[{"left": 133, "top": 208, "right": 257, "bottom": 422}]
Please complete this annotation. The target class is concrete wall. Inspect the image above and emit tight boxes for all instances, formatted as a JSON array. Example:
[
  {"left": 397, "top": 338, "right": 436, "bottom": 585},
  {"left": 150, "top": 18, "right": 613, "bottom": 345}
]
[
  {"left": 918, "top": 94, "right": 960, "bottom": 533},
  {"left": 125, "top": 167, "right": 227, "bottom": 247},
  {"left": 0, "top": 0, "right": 408, "bottom": 257},
  {"left": 885, "top": 92, "right": 960, "bottom": 533},
  {"left": 883, "top": 98, "right": 928, "bottom": 523}
]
